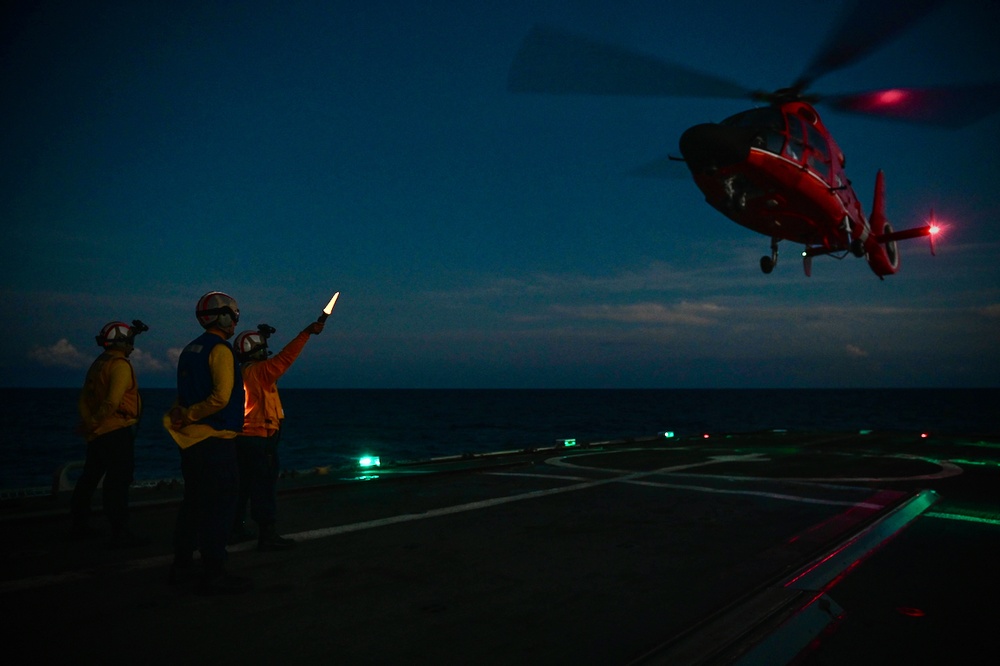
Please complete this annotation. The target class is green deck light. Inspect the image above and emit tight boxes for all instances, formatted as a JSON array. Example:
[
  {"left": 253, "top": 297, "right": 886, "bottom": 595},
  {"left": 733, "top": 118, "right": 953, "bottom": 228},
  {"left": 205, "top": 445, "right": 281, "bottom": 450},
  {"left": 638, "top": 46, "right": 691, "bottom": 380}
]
[
  {"left": 558, "top": 438, "right": 577, "bottom": 448},
  {"left": 946, "top": 458, "right": 1000, "bottom": 469},
  {"left": 927, "top": 511, "right": 1000, "bottom": 527},
  {"left": 659, "top": 431, "right": 675, "bottom": 438},
  {"left": 358, "top": 455, "right": 381, "bottom": 468}
]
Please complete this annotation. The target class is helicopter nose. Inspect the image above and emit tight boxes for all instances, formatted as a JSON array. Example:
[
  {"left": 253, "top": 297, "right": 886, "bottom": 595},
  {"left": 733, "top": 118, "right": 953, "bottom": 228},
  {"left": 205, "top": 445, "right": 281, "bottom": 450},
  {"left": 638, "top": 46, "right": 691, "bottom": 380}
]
[{"left": 679, "top": 123, "right": 755, "bottom": 173}]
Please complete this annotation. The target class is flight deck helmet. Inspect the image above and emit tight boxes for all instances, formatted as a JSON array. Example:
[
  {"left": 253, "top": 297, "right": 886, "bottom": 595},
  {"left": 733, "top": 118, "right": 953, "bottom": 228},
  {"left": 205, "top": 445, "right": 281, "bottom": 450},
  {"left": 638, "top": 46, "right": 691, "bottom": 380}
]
[
  {"left": 96, "top": 321, "right": 133, "bottom": 348},
  {"left": 234, "top": 330, "right": 269, "bottom": 362},
  {"left": 195, "top": 291, "right": 239, "bottom": 331}
]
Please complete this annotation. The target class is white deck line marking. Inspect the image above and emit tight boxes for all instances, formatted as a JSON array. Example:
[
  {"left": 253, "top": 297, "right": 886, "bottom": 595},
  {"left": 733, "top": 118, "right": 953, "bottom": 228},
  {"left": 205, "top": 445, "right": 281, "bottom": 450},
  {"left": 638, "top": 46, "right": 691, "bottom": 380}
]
[
  {"left": 545, "top": 450, "right": 915, "bottom": 507},
  {"left": 546, "top": 451, "right": 770, "bottom": 475},
  {"left": 488, "top": 464, "right": 886, "bottom": 507},
  {"left": 624, "top": 479, "right": 884, "bottom": 509},
  {"left": 485, "top": 472, "right": 590, "bottom": 481},
  {"left": 292, "top": 455, "right": 767, "bottom": 542},
  {"left": 547, "top": 449, "right": 963, "bottom": 483},
  {"left": 0, "top": 452, "right": 901, "bottom": 593},
  {"left": 1, "top": 457, "right": 740, "bottom": 593}
]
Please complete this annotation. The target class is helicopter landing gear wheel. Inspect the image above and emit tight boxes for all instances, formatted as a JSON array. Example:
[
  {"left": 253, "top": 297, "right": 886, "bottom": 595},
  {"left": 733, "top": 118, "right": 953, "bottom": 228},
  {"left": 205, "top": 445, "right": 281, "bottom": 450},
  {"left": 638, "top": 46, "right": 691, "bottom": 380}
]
[{"left": 760, "top": 238, "right": 779, "bottom": 274}]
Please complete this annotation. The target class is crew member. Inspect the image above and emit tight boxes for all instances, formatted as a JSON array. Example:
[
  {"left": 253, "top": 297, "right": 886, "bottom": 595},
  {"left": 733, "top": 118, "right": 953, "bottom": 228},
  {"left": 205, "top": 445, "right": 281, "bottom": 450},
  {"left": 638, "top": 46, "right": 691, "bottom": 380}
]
[
  {"left": 232, "top": 319, "right": 324, "bottom": 550},
  {"left": 72, "top": 320, "right": 149, "bottom": 548},
  {"left": 165, "top": 291, "right": 251, "bottom": 594}
]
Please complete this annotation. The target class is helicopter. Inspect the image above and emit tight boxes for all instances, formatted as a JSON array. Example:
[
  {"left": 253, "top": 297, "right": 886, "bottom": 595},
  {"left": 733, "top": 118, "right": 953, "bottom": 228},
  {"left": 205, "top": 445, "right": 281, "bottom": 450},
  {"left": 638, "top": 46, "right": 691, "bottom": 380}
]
[{"left": 507, "top": 1, "right": 1000, "bottom": 278}]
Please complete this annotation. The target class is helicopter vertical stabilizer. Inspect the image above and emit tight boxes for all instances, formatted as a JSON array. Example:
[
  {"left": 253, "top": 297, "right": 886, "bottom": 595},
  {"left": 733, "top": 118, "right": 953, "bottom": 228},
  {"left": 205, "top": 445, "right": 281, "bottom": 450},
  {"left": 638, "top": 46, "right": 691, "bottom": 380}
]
[
  {"left": 870, "top": 170, "right": 887, "bottom": 234},
  {"left": 866, "top": 170, "right": 900, "bottom": 277}
]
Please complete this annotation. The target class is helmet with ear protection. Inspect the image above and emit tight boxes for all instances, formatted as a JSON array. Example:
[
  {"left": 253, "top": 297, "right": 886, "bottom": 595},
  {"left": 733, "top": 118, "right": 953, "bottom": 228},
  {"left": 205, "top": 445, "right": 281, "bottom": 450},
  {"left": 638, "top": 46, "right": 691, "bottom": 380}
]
[
  {"left": 96, "top": 321, "right": 133, "bottom": 348},
  {"left": 195, "top": 291, "right": 240, "bottom": 330},
  {"left": 233, "top": 330, "right": 270, "bottom": 362}
]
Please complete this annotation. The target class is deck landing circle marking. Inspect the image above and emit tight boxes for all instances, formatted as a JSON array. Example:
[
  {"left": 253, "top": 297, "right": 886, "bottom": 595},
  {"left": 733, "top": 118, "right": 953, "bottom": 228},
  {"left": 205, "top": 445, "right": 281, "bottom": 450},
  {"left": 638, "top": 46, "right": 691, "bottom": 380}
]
[{"left": 545, "top": 447, "right": 963, "bottom": 482}]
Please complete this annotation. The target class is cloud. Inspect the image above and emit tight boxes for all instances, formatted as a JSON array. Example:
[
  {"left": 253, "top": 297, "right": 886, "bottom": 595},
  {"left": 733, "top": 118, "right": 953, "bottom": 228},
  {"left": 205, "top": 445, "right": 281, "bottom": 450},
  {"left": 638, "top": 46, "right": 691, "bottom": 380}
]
[
  {"left": 166, "top": 348, "right": 184, "bottom": 366},
  {"left": 26, "top": 339, "right": 172, "bottom": 374},
  {"left": 27, "top": 339, "right": 91, "bottom": 369},
  {"left": 552, "top": 301, "right": 725, "bottom": 326},
  {"left": 130, "top": 349, "right": 169, "bottom": 373},
  {"left": 980, "top": 304, "right": 1000, "bottom": 318},
  {"left": 845, "top": 344, "right": 869, "bottom": 358},
  {"left": 425, "top": 261, "right": 708, "bottom": 304}
]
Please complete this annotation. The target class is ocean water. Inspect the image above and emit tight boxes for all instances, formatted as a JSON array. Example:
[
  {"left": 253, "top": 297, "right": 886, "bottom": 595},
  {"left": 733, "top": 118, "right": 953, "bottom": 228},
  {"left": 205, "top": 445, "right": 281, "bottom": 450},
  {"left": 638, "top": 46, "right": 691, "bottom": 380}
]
[{"left": 2, "top": 388, "right": 997, "bottom": 491}]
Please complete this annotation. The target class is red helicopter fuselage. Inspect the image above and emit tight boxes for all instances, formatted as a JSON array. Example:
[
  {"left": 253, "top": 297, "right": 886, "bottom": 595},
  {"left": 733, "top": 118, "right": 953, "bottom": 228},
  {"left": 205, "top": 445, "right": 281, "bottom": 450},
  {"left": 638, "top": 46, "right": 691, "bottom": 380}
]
[{"left": 679, "top": 101, "right": 929, "bottom": 276}]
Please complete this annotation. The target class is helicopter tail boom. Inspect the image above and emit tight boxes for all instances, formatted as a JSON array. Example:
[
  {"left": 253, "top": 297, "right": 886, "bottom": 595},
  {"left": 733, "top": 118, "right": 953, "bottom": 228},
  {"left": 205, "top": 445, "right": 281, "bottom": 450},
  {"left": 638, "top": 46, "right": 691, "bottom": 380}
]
[
  {"left": 879, "top": 225, "right": 935, "bottom": 244},
  {"left": 865, "top": 171, "right": 939, "bottom": 277}
]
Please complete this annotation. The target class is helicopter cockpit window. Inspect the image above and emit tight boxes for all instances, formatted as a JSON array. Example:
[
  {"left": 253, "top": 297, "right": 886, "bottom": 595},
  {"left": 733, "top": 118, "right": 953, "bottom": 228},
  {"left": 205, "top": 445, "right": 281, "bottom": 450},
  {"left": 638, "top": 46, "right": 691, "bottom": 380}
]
[
  {"left": 804, "top": 122, "right": 831, "bottom": 180},
  {"left": 784, "top": 116, "right": 805, "bottom": 162},
  {"left": 721, "top": 108, "right": 784, "bottom": 155}
]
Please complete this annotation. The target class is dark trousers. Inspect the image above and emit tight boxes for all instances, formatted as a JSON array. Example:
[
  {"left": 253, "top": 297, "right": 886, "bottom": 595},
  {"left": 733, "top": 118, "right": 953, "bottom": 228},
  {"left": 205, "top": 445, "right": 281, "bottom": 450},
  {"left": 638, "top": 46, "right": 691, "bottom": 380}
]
[
  {"left": 173, "top": 437, "right": 239, "bottom": 573},
  {"left": 71, "top": 426, "right": 135, "bottom": 535},
  {"left": 235, "top": 430, "right": 280, "bottom": 528}
]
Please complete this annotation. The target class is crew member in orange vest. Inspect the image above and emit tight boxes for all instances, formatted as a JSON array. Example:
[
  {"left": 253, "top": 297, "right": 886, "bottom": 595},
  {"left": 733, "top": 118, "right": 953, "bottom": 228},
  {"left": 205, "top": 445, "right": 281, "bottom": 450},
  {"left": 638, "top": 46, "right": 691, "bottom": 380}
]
[{"left": 231, "top": 319, "right": 324, "bottom": 550}]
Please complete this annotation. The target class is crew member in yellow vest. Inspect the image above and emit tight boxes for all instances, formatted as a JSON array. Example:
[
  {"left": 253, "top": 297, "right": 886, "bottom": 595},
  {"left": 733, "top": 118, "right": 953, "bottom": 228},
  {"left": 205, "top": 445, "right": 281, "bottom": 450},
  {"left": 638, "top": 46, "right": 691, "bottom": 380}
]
[
  {"left": 72, "top": 320, "right": 150, "bottom": 548},
  {"left": 165, "top": 291, "right": 251, "bottom": 594}
]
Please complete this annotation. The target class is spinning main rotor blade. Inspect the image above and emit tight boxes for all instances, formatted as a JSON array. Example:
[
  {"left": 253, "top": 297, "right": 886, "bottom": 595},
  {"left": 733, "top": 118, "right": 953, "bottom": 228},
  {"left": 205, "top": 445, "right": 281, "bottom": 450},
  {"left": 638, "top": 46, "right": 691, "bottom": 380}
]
[
  {"left": 508, "top": 24, "right": 751, "bottom": 99},
  {"left": 508, "top": 11, "right": 1000, "bottom": 130},
  {"left": 821, "top": 83, "right": 1000, "bottom": 128},
  {"left": 794, "top": 0, "right": 942, "bottom": 91}
]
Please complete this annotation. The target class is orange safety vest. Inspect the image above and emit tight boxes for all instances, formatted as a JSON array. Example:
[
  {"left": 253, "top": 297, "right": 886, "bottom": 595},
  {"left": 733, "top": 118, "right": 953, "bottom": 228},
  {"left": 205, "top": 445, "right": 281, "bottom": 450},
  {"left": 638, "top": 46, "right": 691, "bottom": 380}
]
[{"left": 240, "top": 330, "right": 311, "bottom": 437}]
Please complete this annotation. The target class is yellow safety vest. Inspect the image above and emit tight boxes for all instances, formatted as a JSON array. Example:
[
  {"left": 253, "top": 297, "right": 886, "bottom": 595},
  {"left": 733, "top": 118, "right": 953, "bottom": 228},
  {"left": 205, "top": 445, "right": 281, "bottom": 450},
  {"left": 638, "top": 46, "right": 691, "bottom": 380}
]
[{"left": 78, "top": 352, "right": 141, "bottom": 441}]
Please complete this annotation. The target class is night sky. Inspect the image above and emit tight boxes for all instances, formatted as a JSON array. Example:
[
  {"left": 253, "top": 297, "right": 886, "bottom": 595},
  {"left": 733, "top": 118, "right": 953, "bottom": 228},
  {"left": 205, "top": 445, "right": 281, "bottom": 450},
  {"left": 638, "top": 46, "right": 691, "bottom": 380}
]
[{"left": 3, "top": 0, "right": 999, "bottom": 389}]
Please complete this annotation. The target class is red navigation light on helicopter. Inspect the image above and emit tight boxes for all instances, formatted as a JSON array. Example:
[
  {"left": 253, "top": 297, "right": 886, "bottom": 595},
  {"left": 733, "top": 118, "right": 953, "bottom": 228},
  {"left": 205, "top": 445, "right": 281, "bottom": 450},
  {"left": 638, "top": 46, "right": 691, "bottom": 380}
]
[
  {"left": 926, "top": 213, "right": 944, "bottom": 256},
  {"left": 874, "top": 89, "right": 908, "bottom": 108}
]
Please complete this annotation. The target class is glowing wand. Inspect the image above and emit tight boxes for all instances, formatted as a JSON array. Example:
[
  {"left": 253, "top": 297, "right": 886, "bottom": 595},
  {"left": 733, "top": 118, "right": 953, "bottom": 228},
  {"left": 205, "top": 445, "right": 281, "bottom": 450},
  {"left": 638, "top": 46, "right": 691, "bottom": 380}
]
[{"left": 318, "top": 292, "right": 340, "bottom": 322}]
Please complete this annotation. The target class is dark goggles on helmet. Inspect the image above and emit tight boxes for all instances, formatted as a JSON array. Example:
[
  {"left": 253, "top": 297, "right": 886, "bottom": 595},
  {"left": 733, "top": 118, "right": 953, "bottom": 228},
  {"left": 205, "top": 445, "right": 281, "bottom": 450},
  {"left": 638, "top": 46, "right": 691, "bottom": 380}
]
[
  {"left": 197, "top": 306, "right": 240, "bottom": 324},
  {"left": 96, "top": 319, "right": 149, "bottom": 347}
]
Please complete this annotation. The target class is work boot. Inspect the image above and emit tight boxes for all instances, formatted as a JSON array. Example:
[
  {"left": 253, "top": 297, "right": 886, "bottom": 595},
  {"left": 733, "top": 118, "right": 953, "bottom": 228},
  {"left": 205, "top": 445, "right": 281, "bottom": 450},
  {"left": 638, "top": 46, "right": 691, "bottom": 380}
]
[{"left": 258, "top": 524, "right": 296, "bottom": 552}]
